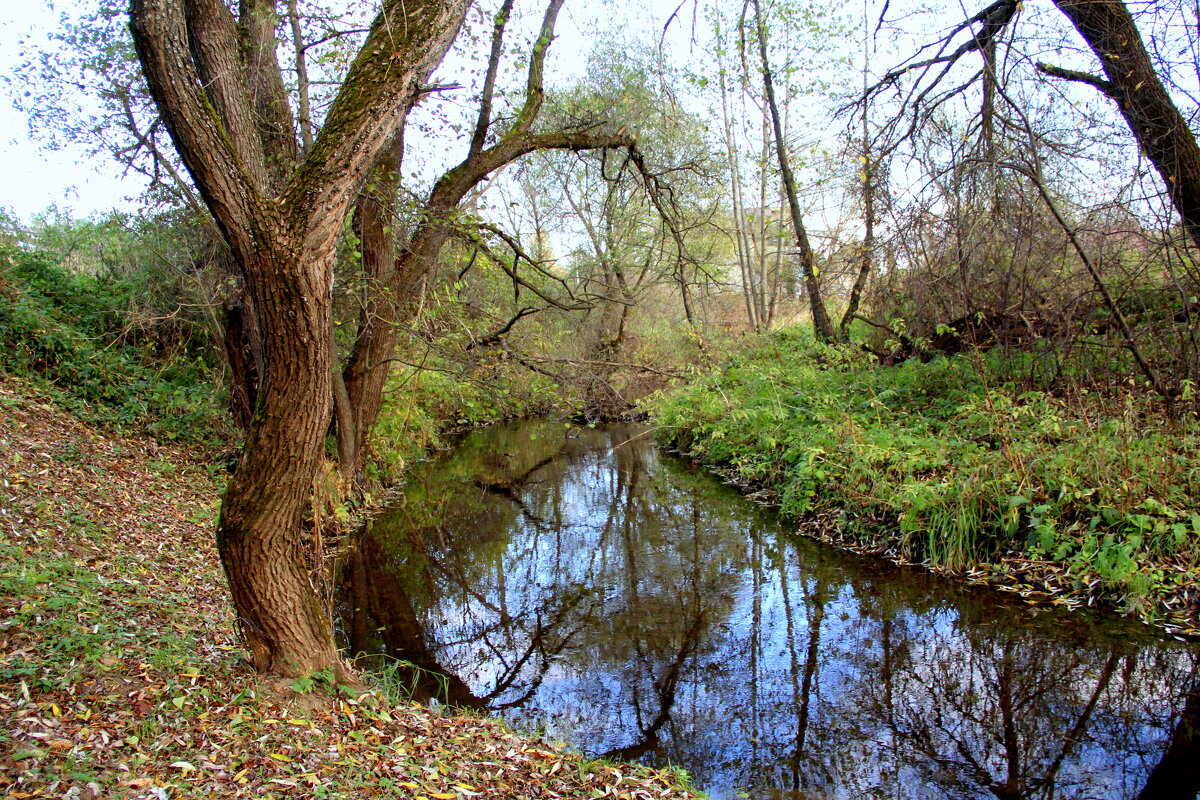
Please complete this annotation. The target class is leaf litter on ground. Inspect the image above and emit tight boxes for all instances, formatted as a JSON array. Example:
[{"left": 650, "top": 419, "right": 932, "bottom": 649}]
[{"left": 0, "top": 375, "right": 701, "bottom": 800}]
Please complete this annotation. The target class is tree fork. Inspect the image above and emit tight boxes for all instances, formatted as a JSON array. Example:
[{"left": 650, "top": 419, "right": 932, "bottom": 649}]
[{"left": 131, "top": 0, "right": 469, "bottom": 678}]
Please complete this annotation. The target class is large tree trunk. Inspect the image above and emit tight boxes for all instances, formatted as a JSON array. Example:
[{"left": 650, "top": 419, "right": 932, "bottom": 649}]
[
  {"left": 1051, "top": 0, "right": 1200, "bottom": 252},
  {"left": 133, "top": 0, "right": 633, "bottom": 676},
  {"left": 217, "top": 236, "right": 338, "bottom": 675},
  {"left": 130, "top": 0, "right": 469, "bottom": 678}
]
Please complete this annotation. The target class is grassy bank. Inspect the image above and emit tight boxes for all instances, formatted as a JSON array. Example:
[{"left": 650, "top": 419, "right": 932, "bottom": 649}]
[
  {"left": 0, "top": 240, "right": 232, "bottom": 450},
  {"left": 0, "top": 375, "right": 700, "bottom": 798},
  {"left": 650, "top": 330, "right": 1200, "bottom": 635}
]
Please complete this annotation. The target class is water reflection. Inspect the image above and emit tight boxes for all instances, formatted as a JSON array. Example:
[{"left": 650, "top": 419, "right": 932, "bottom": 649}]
[{"left": 337, "top": 420, "right": 1200, "bottom": 799}]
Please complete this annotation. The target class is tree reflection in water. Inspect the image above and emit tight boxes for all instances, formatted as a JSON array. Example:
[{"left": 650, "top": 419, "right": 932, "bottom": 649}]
[{"left": 336, "top": 421, "right": 1200, "bottom": 800}]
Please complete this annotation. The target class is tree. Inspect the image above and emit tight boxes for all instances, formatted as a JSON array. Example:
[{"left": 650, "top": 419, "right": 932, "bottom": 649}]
[
  {"left": 129, "top": 0, "right": 469, "bottom": 677},
  {"left": 852, "top": 0, "right": 1200, "bottom": 387},
  {"left": 749, "top": 0, "right": 835, "bottom": 341},
  {"left": 334, "top": 0, "right": 636, "bottom": 482},
  {"left": 870, "top": 0, "right": 1200, "bottom": 254},
  {"left": 518, "top": 44, "right": 724, "bottom": 351},
  {"left": 1041, "top": 0, "right": 1200, "bottom": 253},
  {"left": 691, "top": 0, "right": 853, "bottom": 336},
  {"left": 129, "top": 0, "right": 639, "bottom": 678}
]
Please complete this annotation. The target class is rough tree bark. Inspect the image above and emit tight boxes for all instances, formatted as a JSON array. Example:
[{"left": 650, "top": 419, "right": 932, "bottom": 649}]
[
  {"left": 1043, "top": 0, "right": 1200, "bottom": 253},
  {"left": 130, "top": 0, "right": 468, "bottom": 677}
]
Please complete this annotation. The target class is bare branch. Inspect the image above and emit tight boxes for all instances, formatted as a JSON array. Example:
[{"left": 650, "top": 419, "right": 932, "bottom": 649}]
[
  {"left": 467, "top": 306, "right": 540, "bottom": 349},
  {"left": 469, "top": 0, "right": 516, "bottom": 159},
  {"left": 1035, "top": 62, "right": 1117, "bottom": 100},
  {"left": 990, "top": 158, "right": 1160, "bottom": 391},
  {"left": 874, "top": 0, "right": 1019, "bottom": 89},
  {"left": 458, "top": 223, "right": 598, "bottom": 311}
]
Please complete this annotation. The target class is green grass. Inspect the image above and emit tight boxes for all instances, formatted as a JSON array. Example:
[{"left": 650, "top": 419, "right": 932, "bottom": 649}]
[{"left": 649, "top": 328, "right": 1200, "bottom": 624}]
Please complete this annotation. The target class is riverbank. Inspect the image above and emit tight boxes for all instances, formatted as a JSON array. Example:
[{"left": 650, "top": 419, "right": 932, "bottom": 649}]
[
  {"left": 0, "top": 375, "right": 700, "bottom": 799},
  {"left": 650, "top": 331, "right": 1200, "bottom": 637}
]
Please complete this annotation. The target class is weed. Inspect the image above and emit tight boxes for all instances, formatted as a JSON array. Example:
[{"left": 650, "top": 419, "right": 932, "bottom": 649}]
[{"left": 0, "top": 242, "right": 230, "bottom": 448}]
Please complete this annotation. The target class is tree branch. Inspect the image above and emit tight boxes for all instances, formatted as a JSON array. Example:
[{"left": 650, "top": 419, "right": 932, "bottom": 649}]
[
  {"left": 467, "top": 306, "right": 540, "bottom": 349},
  {"left": 131, "top": 0, "right": 266, "bottom": 258},
  {"left": 991, "top": 159, "right": 1160, "bottom": 391},
  {"left": 512, "top": 0, "right": 566, "bottom": 136},
  {"left": 874, "top": 0, "right": 1019, "bottom": 89},
  {"left": 1035, "top": 61, "right": 1117, "bottom": 100},
  {"left": 239, "top": 0, "right": 300, "bottom": 182},
  {"left": 469, "top": 0, "right": 516, "bottom": 159},
  {"left": 284, "top": 0, "right": 468, "bottom": 218}
]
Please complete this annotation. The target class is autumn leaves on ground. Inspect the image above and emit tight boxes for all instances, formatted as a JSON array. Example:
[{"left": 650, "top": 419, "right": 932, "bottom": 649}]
[{"left": 0, "top": 376, "right": 698, "bottom": 799}]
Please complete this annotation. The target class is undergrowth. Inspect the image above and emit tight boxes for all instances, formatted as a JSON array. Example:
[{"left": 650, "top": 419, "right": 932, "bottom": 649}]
[
  {"left": 0, "top": 242, "right": 230, "bottom": 448},
  {"left": 366, "top": 348, "right": 566, "bottom": 483},
  {"left": 650, "top": 328, "right": 1200, "bottom": 624}
]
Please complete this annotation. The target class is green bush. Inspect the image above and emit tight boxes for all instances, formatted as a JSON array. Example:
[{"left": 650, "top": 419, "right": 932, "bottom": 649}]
[
  {"left": 367, "top": 345, "right": 566, "bottom": 483},
  {"left": 0, "top": 243, "right": 229, "bottom": 446}
]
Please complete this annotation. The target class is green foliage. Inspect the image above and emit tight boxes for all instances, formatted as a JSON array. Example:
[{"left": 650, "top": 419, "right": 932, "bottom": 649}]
[
  {"left": 367, "top": 307, "right": 568, "bottom": 481},
  {"left": 0, "top": 542, "right": 111, "bottom": 691},
  {"left": 369, "top": 349, "right": 566, "bottom": 483},
  {"left": 363, "top": 233, "right": 705, "bottom": 481},
  {"left": 650, "top": 328, "right": 1200, "bottom": 616},
  {"left": 289, "top": 666, "right": 338, "bottom": 695},
  {"left": 0, "top": 241, "right": 229, "bottom": 446}
]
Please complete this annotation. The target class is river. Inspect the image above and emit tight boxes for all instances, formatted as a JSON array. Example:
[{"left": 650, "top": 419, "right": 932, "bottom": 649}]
[{"left": 337, "top": 420, "right": 1200, "bottom": 799}]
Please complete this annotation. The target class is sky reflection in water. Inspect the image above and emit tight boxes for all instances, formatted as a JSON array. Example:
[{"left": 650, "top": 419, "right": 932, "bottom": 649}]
[{"left": 338, "top": 420, "right": 1200, "bottom": 800}]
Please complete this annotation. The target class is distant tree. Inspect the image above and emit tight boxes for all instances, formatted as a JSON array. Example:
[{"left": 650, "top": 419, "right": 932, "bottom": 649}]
[
  {"left": 694, "top": 0, "right": 853, "bottom": 335},
  {"left": 749, "top": 0, "right": 835, "bottom": 341}
]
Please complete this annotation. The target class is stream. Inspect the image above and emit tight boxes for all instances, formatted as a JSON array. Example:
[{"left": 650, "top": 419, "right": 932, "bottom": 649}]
[{"left": 337, "top": 420, "right": 1200, "bottom": 799}]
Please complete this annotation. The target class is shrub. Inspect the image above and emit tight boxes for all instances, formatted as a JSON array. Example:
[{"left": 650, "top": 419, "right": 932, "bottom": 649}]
[{"left": 0, "top": 242, "right": 230, "bottom": 447}]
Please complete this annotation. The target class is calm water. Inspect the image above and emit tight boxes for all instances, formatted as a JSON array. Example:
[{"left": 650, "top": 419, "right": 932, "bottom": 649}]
[{"left": 337, "top": 420, "right": 1200, "bottom": 799}]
